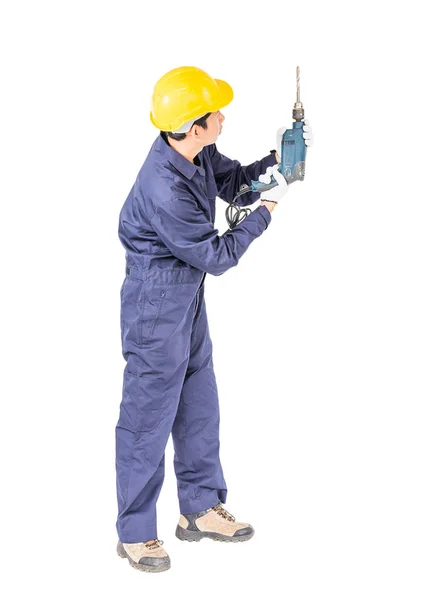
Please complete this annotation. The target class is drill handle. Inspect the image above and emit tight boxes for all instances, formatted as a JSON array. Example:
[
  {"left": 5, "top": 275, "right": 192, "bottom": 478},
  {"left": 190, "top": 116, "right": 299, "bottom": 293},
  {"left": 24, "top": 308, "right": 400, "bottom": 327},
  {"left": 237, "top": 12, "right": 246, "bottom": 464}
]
[{"left": 250, "top": 173, "right": 281, "bottom": 193}]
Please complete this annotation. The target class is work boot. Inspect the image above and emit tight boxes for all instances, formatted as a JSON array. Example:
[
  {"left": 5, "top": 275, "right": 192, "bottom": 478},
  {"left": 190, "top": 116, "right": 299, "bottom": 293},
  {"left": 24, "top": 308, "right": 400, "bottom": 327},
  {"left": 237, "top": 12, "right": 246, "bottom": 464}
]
[
  {"left": 116, "top": 539, "right": 170, "bottom": 573},
  {"left": 175, "top": 502, "right": 254, "bottom": 543}
]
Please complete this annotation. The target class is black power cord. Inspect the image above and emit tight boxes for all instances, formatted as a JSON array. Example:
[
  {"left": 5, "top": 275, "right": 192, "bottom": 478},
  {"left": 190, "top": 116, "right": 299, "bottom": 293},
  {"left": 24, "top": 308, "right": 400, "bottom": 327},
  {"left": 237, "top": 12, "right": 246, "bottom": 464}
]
[
  {"left": 224, "top": 151, "right": 279, "bottom": 229},
  {"left": 224, "top": 184, "right": 254, "bottom": 229}
]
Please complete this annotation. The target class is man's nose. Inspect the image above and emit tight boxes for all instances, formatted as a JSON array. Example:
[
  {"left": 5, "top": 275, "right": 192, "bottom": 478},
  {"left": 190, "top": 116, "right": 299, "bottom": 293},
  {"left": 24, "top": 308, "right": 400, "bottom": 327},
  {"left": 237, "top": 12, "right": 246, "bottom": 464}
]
[{"left": 219, "top": 111, "right": 225, "bottom": 123}]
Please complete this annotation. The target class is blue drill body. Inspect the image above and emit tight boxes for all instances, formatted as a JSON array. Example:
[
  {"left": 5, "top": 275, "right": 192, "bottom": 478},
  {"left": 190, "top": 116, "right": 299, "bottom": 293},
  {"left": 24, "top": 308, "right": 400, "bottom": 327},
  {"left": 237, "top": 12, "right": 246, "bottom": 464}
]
[{"left": 251, "top": 121, "right": 307, "bottom": 192}]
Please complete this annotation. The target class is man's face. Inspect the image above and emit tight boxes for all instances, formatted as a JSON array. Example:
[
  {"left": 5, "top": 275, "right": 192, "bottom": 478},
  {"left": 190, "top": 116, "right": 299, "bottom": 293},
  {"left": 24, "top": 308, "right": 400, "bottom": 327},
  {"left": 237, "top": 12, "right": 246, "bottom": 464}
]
[{"left": 192, "top": 110, "right": 225, "bottom": 146}]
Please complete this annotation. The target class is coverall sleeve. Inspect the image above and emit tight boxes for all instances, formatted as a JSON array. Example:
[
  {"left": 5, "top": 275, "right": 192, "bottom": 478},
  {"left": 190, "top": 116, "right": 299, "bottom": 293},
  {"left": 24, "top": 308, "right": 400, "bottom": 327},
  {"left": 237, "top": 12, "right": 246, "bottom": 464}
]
[
  {"left": 150, "top": 196, "right": 272, "bottom": 276},
  {"left": 208, "top": 143, "right": 278, "bottom": 207}
]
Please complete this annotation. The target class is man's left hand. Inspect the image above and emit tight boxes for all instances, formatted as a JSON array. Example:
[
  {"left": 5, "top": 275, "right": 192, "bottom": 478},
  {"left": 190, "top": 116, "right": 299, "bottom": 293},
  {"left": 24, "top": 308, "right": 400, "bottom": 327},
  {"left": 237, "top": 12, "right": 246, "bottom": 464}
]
[{"left": 302, "top": 119, "right": 314, "bottom": 147}]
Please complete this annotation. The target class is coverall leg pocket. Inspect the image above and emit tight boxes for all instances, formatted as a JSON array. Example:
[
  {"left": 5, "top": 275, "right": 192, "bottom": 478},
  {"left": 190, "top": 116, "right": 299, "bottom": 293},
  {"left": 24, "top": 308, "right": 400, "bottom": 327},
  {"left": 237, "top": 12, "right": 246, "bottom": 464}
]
[
  {"left": 120, "top": 370, "right": 166, "bottom": 434},
  {"left": 136, "top": 287, "right": 167, "bottom": 345}
]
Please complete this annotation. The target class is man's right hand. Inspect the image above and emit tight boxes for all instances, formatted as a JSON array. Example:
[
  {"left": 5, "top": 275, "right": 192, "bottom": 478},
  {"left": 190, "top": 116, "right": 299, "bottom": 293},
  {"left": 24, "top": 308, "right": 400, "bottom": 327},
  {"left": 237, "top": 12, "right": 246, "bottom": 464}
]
[
  {"left": 260, "top": 200, "right": 277, "bottom": 213},
  {"left": 259, "top": 164, "right": 288, "bottom": 210}
]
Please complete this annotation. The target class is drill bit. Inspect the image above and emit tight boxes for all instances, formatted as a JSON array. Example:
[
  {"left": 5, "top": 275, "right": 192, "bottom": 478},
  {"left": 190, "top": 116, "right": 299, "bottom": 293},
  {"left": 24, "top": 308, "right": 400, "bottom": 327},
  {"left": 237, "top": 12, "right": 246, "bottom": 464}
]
[
  {"left": 296, "top": 65, "right": 300, "bottom": 103},
  {"left": 293, "top": 65, "right": 304, "bottom": 121}
]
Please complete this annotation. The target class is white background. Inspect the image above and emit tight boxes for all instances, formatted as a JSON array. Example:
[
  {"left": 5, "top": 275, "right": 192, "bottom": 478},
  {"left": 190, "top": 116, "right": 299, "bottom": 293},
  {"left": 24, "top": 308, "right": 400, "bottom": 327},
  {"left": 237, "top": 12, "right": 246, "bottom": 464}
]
[{"left": 1, "top": 1, "right": 423, "bottom": 598}]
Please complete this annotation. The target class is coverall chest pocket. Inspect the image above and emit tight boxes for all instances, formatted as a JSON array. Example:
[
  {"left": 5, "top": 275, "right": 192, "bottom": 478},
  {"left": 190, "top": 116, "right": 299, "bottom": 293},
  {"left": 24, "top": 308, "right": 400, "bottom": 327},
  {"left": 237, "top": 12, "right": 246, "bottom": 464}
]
[
  {"left": 206, "top": 177, "right": 217, "bottom": 198},
  {"left": 205, "top": 178, "right": 218, "bottom": 222},
  {"left": 136, "top": 287, "right": 167, "bottom": 345}
]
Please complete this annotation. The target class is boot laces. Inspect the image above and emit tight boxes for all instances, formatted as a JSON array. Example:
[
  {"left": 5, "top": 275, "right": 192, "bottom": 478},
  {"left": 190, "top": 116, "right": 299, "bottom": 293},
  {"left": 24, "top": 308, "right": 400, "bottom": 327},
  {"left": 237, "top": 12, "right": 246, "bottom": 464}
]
[
  {"left": 144, "top": 539, "right": 163, "bottom": 550},
  {"left": 212, "top": 502, "right": 235, "bottom": 522}
]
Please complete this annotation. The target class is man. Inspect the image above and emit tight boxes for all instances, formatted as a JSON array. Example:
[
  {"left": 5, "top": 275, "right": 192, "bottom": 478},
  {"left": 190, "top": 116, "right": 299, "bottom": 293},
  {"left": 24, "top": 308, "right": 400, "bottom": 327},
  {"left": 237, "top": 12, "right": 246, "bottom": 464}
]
[{"left": 116, "top": 66, "right": 313, "bottom": 573}]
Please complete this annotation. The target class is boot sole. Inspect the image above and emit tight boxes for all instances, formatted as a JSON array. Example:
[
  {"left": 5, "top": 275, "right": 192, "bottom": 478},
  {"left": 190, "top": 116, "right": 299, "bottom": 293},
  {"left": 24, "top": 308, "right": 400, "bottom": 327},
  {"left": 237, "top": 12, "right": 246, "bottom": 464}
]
[
  {"left": 116, "top": 541, "right": 171, "bottom": 573},
  {"left": 175, "top": 524, "right": 254, "bottom": 543}
]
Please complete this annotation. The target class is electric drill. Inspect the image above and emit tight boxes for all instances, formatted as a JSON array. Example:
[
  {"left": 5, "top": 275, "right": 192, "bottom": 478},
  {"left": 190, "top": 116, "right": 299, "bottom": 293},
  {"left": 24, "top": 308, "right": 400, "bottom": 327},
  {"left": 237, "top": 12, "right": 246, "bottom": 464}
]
[
  {"left": 225, "top": 66, "right": 308, "bottom": 228},
  {"left": 241, "top": 66, "right": 307, "bottom": 198}
]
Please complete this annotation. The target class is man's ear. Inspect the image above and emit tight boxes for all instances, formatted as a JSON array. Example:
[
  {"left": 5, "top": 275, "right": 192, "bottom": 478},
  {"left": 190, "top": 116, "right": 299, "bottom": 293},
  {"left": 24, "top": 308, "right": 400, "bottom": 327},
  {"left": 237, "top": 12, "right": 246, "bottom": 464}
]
[{"left": 187, "top": 126, "right": 198, "bottom": 138}]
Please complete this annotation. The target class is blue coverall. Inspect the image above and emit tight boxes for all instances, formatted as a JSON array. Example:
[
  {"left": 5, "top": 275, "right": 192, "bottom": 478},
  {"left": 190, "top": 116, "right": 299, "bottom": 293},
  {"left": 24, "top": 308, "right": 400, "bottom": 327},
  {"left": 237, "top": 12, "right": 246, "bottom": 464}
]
[{"left": 116, "top": 131, "right": 278, "bottom": 543}]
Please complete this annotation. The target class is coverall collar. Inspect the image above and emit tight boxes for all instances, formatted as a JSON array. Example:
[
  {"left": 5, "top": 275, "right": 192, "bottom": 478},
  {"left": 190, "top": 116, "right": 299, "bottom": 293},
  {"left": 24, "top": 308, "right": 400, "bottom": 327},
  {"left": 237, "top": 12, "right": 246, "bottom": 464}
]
[{"left": 159, "top": 132, "right": 206, "bottom": 180}]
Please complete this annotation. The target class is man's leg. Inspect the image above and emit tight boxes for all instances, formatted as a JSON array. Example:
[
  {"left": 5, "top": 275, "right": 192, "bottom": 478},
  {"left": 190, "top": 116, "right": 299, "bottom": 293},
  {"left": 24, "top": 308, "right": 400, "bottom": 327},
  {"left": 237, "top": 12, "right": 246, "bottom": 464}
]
[
  {"left": 172, "top": 281, "right": 228, "bottom": 515},
  {"left": 116, "top": 363, "right": 191, "bottom": 542},
  {"left": 116, "top": 279, "right": 193, "bottom": 543}
]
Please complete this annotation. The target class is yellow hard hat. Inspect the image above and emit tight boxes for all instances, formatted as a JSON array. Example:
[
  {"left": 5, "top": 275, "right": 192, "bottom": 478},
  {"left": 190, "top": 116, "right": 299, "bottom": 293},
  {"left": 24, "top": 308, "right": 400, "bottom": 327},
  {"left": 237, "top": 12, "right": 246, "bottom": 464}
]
[{"left": 150, "top": 66, "right": 234, "bottom": 133}]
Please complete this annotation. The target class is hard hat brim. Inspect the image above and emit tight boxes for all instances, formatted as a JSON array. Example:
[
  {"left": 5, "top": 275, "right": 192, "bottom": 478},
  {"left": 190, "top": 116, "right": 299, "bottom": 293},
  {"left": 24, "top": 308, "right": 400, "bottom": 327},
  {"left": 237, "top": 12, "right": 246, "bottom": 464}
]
[{"left": 214, "top": 78, "right": 234, "bottom": 111}]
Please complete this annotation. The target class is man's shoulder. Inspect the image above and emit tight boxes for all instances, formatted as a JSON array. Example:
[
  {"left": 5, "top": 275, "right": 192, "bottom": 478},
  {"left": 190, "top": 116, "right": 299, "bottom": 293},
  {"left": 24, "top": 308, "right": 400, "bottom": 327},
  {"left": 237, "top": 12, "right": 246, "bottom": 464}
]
[{"left": 135, "top": 164, "right": 192, "bottom": 221}]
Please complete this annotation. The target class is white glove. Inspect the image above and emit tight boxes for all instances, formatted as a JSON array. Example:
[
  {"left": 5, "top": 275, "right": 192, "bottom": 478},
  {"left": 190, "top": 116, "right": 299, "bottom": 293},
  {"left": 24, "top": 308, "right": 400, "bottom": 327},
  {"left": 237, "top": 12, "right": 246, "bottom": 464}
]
[
  {"left": 302, "top": 119, "right": 314, "bottom": 147},
  {"left": 259, "top": 163, "right": 288, "bottom": 203},
  {"left": 275, "top": 119, "right": 314, "bottom": 161}
]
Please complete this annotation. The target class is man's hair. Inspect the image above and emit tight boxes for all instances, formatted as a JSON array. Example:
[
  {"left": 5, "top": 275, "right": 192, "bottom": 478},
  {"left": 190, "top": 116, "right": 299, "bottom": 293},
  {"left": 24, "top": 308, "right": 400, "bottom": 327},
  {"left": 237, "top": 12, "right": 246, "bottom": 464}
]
[{"left": 162, "top": 112, "right": 211, "bottom": 141}]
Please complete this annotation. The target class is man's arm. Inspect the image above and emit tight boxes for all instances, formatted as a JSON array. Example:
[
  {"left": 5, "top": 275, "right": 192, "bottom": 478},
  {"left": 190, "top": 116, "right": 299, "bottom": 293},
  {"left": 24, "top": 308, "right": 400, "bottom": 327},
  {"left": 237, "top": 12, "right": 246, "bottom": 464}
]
[
  {"left": 148, "top": 194, "right": 272, "bottom": 276},
  {"left": 208, "top": 143, "right": 279, "bottom": 206}
]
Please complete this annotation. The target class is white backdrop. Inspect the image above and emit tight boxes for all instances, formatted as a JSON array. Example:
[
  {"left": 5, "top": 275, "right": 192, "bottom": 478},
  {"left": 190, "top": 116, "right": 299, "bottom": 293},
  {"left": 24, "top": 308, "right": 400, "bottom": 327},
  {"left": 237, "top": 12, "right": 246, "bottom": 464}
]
[{"left": 1, "top": 1, "right": 423, "bottom": 598}]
